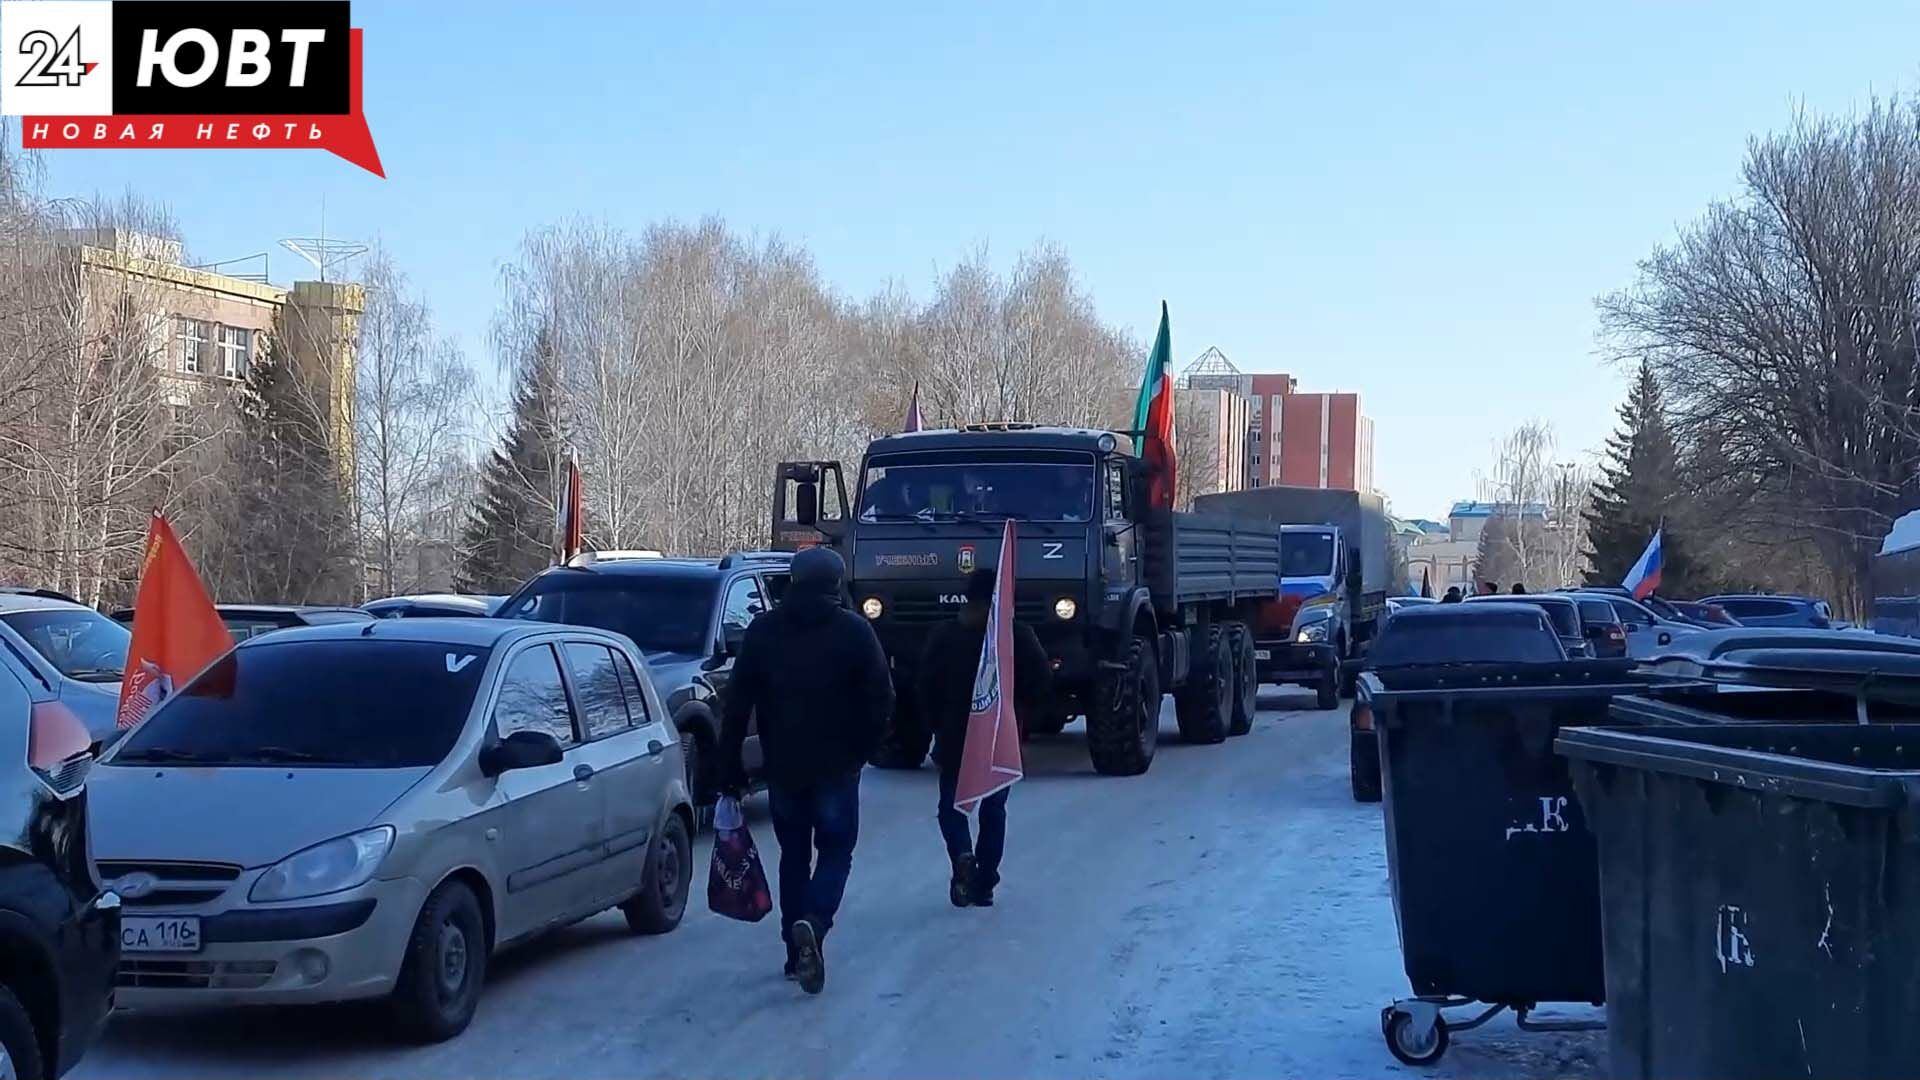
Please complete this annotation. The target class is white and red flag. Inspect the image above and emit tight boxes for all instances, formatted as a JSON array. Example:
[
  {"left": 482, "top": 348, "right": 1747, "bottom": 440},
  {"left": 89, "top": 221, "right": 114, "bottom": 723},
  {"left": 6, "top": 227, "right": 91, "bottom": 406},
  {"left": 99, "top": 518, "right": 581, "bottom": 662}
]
[{"left": 955, "top": 521, "right": 1024, "bottom": 811}]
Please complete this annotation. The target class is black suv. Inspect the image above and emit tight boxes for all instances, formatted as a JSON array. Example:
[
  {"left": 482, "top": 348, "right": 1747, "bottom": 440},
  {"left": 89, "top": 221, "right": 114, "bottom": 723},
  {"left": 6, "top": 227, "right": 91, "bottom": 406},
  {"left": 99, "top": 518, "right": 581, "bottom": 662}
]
[
  {"left": 0, "top": 661, "right": 119, "bottom": 1078},
  {"left": 497, "top": 552, "right": 791, "bottom": 811}
]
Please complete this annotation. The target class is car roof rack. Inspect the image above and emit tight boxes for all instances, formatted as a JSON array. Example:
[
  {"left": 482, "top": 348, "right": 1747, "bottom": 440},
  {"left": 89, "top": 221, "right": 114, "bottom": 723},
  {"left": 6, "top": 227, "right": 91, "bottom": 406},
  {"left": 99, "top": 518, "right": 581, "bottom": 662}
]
[
  {"left": 0, "top": 586, "right": 79, "bottom": 604},
  {"left": 565, "top": 550, "right": 664, "bottom": 568}
]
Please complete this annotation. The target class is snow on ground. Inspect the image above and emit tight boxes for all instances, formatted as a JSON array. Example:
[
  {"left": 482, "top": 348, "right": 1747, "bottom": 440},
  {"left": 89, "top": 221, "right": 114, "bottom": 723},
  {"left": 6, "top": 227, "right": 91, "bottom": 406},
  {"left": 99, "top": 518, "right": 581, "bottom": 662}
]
[{"left": 82, "top": 695, "right": 1603, "bottom": 1079}]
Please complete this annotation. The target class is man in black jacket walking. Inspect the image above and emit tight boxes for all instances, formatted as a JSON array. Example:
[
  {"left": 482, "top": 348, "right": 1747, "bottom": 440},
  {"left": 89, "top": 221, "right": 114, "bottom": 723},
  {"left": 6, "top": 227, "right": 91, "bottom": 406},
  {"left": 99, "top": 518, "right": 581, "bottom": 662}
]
[
  {"left": 917, "top": 566, "right": 1050, "bottom": 908},
  {"left": 721, "top": 546, "right": 893, "bottom": 994}
]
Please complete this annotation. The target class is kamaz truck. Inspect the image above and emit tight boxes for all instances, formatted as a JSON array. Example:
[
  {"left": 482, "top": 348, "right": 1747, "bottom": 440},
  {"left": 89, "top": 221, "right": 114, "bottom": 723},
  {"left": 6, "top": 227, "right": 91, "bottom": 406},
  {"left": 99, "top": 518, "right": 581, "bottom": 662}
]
[
  {"left": 1193, "top": 486, "right": 1391, "bottom": 710},
  {"left": 770, "top": 425, "right": 1282, "bottom": 776}
]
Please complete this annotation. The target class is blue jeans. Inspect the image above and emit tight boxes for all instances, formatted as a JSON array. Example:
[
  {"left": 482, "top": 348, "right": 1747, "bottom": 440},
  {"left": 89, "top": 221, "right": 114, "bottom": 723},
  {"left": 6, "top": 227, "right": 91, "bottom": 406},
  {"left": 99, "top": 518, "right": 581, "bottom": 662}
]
[
  {"left": 937, "top": 767, "right": 1008, "bottom": 890},
  {"left": 767, "top": 775, "right": 861, "bottom": 942}
]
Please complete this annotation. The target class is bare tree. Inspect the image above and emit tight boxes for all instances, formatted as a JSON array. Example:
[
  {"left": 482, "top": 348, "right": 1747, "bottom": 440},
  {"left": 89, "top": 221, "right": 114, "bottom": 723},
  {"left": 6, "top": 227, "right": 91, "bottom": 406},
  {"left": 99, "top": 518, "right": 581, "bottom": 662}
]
[
  {"left": 355, "top": 249, "right": 473, "bottom": 597},
  {"left": 1472, "top": 421, "right": 1561, "bottom": 591}
]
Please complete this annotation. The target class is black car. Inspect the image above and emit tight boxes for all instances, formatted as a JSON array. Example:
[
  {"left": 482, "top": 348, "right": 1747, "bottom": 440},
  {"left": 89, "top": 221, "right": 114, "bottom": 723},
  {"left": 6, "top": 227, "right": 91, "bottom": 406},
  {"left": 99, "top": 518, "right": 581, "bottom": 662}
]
[
  {"left": 1350, "top": 603, "right": 1565, "bottom": 801},
  {"left": 0, "top": 662, "right": 118, "bottom": 1079},
  {"left": 111, "top": 604, "right": 375, "bottom": 641},
  {"left": 362, "top": 594, "right": 504, "bottom": 619},
  {"left": 1463, "top": 593, "right": 1590, "bottom": 657},
  {"left": 497, "top": 551, "right": 792, "bottom": 810},
  {"left": 1571, "top": 595, "right": 1630, "bottom": 658}
]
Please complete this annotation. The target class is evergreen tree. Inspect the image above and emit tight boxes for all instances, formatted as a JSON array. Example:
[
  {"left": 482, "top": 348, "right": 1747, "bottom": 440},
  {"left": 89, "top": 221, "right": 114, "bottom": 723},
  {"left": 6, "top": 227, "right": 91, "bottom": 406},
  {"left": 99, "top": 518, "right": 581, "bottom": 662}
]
[
  {"left": 1583, "top": 360, "right": 1697, "bottom": 593},
  {"left": 455, "top": 328, "right": 566, "bottom": 594},
  {"left": 219, "top": 340, "right": 358, "bottom": 603}
]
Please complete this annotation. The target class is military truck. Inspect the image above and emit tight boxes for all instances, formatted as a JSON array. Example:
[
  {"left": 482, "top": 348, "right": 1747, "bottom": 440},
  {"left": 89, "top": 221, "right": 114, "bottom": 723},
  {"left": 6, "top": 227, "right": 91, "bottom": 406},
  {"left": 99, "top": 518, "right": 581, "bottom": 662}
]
[
  {"left": 1194, "top": 486, "right": 1392, "bottom": 709},
  {"left": 771, "top": 425, "right": 1282, "bottom": 776}
]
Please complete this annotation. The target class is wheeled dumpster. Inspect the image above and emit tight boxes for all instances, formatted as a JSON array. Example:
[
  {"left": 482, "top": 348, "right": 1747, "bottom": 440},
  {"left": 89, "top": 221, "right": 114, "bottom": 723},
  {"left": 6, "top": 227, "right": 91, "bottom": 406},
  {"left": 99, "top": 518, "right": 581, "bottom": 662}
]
[
  {"left": 1367, "top": 660, "right": 1644, "bottom": 1065},
  {"left": 1560, "top": 722, "right": 1920, "bottom": 1080}
]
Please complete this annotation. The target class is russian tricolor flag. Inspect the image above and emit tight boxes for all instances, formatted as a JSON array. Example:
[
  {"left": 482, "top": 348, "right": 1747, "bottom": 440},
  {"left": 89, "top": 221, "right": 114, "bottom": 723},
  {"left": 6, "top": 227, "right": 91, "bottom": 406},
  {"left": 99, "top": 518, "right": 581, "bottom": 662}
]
[{"left": 1622, "top": 527, "right": 1663, "bottom": 600}]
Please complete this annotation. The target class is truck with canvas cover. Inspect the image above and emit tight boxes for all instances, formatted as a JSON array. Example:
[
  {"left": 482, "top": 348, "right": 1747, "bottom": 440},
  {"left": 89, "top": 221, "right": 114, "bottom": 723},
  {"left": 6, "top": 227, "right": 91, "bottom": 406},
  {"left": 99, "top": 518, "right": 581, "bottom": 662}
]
[
  {"left": 771, "top": 425, "right": 1282, "bottom": 776},
  {"left": 1193, "top": 485, "right": 1392, "bottom": 708}
]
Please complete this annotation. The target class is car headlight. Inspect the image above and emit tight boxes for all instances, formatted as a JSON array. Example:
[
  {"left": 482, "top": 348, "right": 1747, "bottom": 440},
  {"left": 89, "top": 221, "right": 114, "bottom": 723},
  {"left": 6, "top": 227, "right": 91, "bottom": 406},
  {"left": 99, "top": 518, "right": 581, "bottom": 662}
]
[
  {"left": 860, "top": 596, "right": 884, "bottom": 620},
  {"left": 249, "top": 826, "right": 395, "bottom": 903},
  {"left": 1054, "top": 597, "right": 1077, "bottom": 620}
]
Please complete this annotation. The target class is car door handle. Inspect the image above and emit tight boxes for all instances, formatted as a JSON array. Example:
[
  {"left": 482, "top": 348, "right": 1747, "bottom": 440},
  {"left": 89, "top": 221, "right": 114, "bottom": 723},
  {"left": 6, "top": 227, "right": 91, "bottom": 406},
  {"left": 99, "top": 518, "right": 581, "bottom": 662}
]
[
  {"left": 573, "top": 763, "right": 594, "bottom": 782},
  {"left": 646, "top": 739, "right": 667, "bottom": 757}
]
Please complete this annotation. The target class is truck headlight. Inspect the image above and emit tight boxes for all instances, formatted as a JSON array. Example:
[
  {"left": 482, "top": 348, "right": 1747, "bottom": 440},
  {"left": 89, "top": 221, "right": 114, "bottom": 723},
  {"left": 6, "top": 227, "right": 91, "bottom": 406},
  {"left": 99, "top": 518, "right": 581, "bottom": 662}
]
[
  {"left": 1053, "top": 597, "right": 1077, "bottom": 620},
  {"left": 1296, "top": 619, "right": 1332, "bottom": 643},
  {"left": 860, "top": 596, "right": 884, "bottom": 620},
  {"left": 250, "top": 826, "right": 394, "bottom": 903}
]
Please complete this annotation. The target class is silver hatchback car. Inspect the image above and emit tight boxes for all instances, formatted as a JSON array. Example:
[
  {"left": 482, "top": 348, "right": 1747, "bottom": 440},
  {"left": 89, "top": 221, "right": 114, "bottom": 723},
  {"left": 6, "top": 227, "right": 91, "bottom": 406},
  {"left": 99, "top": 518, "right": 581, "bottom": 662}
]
[{"left": 89, "top": 619, "right": 695, "bottom": 1041}]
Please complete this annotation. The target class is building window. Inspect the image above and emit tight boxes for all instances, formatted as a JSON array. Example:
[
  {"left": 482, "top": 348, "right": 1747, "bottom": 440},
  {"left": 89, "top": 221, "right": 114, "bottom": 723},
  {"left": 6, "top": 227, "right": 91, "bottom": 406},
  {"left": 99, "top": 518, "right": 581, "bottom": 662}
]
[
  {"left": 175, "top": 317, "right": 209, "bottom": 374},
  {"left": 217, "top": 325, "right": 252, "bottom": 378}
]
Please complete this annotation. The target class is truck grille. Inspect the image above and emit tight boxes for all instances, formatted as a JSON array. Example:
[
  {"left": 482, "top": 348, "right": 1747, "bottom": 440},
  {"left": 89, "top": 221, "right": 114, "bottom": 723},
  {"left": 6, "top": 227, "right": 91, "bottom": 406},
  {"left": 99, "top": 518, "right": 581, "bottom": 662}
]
[
  {"left": 119, "top": 959, "right": 276, "bottom": 990},
  {"left": 97, "top": 860, "right": 241, "bottom": 908},
  {"left": 887, "top": 596, "right": 1052, "bottom": 625}
]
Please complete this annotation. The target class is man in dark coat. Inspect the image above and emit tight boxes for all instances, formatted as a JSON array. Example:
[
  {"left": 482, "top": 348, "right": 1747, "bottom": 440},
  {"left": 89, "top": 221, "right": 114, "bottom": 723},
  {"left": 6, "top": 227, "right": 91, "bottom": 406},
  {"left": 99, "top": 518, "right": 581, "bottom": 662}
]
[
  {"left": 916, "top": 566, "right": 1050, "bottom": 908},
  {"left": 720, "top": 546, "right": 893, "bottom": 994}
]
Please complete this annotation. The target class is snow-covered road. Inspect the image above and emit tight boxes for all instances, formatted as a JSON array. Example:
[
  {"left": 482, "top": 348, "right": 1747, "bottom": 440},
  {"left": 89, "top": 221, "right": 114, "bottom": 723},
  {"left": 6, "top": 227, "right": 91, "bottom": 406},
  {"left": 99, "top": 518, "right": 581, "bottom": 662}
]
[{"left": 81, "top": 694, "right": 1603, "bottom": 1079}]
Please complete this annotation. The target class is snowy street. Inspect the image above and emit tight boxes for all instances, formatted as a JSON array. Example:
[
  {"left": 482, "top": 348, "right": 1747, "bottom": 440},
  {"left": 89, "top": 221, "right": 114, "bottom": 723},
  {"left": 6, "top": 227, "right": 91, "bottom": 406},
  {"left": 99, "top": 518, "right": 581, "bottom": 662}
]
[{"left": 81, "top": 694, "right": 1601, "bottom": 1080}]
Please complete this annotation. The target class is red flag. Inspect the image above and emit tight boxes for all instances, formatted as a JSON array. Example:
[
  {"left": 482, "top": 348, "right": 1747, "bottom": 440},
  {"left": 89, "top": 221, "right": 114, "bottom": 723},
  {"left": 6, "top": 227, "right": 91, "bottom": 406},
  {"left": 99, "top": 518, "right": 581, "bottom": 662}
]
[
  {"left": 116, "top": 513, "right": 231, "bottom": 730},
  {"left": 955, "top": 521, "right": 1024, "bottom": 811},
  {"left": 904, "top": 382, "right": 925, "bottom": 433},
  {"left": 556, "top": 451, "right": 585, "bottom": 563}
]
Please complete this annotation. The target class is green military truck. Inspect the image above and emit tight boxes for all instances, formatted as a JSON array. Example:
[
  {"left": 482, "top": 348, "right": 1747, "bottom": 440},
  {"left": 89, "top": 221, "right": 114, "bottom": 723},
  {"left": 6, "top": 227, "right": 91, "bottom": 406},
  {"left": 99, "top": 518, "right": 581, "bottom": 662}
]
[{"left": 771, "top": 424, "right": 1282, "bottom": 776}]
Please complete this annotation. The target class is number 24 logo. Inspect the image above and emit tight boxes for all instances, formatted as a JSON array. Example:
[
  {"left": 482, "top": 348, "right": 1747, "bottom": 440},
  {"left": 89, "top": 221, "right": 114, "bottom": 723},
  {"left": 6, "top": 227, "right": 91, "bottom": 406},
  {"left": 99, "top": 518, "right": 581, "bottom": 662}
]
[{"left": 16, "top": 28, "right": 91, "bottom": 88}]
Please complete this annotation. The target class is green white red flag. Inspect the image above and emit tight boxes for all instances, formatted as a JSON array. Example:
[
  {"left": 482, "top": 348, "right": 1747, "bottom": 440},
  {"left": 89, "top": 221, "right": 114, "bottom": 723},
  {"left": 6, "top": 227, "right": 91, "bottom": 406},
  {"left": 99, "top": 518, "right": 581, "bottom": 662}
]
[
  {"left": 955, "top": 521, "right": 1023, "bottom": 811},
  {"left": 1131, "top": 303, "right": 1177, "bottom": 511}
]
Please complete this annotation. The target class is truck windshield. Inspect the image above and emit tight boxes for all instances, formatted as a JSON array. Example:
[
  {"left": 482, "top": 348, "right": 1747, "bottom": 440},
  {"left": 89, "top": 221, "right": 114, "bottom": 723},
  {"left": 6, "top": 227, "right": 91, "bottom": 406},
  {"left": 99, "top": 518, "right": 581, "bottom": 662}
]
[
  {"left": 1281, "top": 532, "right": 1335, "bottom": 577},
  {"left": 859, "top": 460, "right": 1094, "bottom": 522}
]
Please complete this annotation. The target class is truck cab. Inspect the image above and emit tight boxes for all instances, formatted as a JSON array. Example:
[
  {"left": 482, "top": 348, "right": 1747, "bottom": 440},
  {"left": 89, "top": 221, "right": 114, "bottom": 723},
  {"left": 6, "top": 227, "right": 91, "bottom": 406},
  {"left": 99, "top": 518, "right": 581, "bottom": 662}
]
[{"left": 775, "top": 424, "right": 1274, "bottom": 777}]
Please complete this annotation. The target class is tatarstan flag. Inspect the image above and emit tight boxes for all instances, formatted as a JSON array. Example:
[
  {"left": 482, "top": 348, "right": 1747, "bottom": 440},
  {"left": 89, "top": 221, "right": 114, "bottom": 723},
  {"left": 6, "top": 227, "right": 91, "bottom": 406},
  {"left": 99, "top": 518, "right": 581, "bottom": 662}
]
[
  {"left": 117, "top": 513, "right": 231, "bottom": 729},
  {"left": 955, "top": 521, "right": 1023, "bottom": 811},
  {"left": 1131, "top": 303, "right": 1177, "bottom": 511}
]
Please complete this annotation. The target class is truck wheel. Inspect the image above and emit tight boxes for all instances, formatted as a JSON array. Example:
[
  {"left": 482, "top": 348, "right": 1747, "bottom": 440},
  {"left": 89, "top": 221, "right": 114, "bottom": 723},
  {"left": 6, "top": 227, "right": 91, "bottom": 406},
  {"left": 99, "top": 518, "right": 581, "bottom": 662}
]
[
  {"left": 1174, "top": 626, "right": 1231, "bottom": 745},
  {"left": 1088, "top": 634, "right": 1159, "bottom": 775},
  {"left": 1315, "top": 672, "right": 1339, "bottom": 711},
  {"left": 871, "top": 694, "right": 930, "bottom": 770},
  {"left": 1350, "top": 730, "right": 1381, "bottom": 802},
  {"left": 1227, "top": 623, "right": 1257, "bottom": 736}
]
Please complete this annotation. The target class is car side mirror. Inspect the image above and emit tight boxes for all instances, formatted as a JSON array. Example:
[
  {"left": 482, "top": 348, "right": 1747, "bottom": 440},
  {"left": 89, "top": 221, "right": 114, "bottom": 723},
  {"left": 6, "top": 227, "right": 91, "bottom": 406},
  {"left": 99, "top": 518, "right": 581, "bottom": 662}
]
[{"left": 480, "top": 730, "right": 564, "bottom": 778}]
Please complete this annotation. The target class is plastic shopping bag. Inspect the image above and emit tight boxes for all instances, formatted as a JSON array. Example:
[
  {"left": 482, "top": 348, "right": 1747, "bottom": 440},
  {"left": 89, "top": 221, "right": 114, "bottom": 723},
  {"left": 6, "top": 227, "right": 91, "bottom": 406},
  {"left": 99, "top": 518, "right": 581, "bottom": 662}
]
[{"left": 707, "top": 796, "right": 772, "bottom": 922}]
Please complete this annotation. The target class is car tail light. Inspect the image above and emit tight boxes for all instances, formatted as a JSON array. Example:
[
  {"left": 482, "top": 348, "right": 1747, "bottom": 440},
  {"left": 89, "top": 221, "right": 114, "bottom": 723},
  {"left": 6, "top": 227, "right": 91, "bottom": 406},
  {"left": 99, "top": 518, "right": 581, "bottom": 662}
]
[{"left": 1351, "top": 703, "right": 1373, "bottom": 731}]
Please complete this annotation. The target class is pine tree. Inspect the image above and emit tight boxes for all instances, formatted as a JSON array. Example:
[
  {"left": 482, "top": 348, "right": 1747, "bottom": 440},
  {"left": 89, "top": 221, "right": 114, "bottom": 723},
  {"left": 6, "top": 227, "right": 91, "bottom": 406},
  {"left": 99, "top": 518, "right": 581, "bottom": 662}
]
[
  {"left": 455, "top": 328, "right": 566, "bottom": 595},
  {"left": 220, "top": 341, "right": 359, "bottom": 603},
  {"left": 1583, "top": 360, "right": 1696, "bottom": 593}
]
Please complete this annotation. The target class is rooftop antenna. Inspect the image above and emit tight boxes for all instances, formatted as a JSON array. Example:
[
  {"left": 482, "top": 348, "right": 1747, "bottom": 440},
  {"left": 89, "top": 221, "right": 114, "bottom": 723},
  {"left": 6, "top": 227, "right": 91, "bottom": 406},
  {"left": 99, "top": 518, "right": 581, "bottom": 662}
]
[{"left": 279, "top": 198, "right": 366, "bottom": 281}]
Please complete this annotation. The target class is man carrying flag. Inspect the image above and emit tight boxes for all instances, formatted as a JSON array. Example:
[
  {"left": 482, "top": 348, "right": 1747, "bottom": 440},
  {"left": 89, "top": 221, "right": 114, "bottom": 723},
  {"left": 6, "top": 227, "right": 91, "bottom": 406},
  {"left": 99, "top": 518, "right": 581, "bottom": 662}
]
[
  {"left": 917, "top": 522, "right": 1049, "bottom": 907},
  {"left": 117, "top": 512, "right": 231, "bottom": 730},
  {"left": 1622, "top": 524, "right": 1664, "bottom": 600}
]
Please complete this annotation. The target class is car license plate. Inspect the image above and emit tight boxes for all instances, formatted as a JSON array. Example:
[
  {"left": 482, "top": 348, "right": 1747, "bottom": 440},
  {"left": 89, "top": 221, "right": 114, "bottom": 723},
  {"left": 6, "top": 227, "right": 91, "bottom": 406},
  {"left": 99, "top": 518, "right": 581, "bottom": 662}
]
[
  {"left": 1253, "top": 649, "right": 1270, "bottom": 661},
  {"left": 122, "top": 916, "right": 201, "bottom": 954}
]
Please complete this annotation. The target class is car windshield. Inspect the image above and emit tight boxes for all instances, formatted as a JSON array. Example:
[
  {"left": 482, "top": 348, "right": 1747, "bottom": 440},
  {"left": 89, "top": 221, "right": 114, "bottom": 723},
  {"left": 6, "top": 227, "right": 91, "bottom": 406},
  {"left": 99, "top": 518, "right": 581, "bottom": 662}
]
[
  {"left": 110, "top": 640, "right": 489, "bottom": 768},
  {"left": 858, "top": 458, "right": 1094, "bottom": 522},
  {"left": 0, "top": 608, "right": 130, "bottom": 681},
  {"left": 1282, "top": 531, "right": 1335, "bottom": 577},
  {"left": 501, "top": 574, "right": 717, "bottom": 654},
  {"left": 1371, "top": 611, "right": 1566, "bottom": 665}
]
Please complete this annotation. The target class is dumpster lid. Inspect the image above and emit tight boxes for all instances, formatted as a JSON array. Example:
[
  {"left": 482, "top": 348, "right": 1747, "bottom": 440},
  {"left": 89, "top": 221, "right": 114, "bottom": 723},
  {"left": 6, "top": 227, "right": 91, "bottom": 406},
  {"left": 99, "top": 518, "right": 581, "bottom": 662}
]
[
  {"left": 1640, "top": 629, "right": 1920, "bottom": 703},
  {"left": 1557, "top": 723, "right": 1920, "bottom": 809}
]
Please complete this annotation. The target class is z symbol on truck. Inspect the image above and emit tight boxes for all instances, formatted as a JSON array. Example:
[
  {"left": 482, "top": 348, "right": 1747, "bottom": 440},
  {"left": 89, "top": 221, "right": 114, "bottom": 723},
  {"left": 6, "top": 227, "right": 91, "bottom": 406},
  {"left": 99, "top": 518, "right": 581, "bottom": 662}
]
[{"left": 1042, "top": 542, "right": 1064, "bottom": 559}]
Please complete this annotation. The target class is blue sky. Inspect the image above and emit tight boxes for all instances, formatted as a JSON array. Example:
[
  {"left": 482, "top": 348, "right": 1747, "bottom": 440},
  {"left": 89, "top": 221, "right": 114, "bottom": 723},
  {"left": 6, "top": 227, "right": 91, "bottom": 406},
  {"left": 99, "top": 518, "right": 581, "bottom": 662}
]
[{"left": 33, "top": 1, "right": 1920, "bottom": 520}]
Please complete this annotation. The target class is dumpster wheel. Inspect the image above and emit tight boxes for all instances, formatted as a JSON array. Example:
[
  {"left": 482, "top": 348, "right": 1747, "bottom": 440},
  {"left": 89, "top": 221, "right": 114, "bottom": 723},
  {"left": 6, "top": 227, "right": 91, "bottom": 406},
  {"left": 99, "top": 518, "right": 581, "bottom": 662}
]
[{"left": 1382, "top": 1007, "right": 1450, "bottom": 1066}]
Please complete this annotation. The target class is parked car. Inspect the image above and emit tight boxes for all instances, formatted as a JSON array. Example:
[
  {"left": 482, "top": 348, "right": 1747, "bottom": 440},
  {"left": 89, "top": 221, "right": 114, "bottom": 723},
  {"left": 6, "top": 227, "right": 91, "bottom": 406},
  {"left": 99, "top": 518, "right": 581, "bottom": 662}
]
[
  {"left": 110, "top": 604, "right": 375, "bottom": 642},
  {"left": 1574, "top": 589, "right": 1701, "bottom": 658},
  {"left": 363, "top": 594, "right": 504, "bottom": 619},
  {"left": 90, "top": 619, "right": 694, "bottom": 1041},
  {"left": 1700, "top": 593, "right": 1834, "bottom": 629},
  {"left": 497, "top": 551, "right": 791, "bottom": 811},
  {"left": 1667, "top": 599, "right": 1740, "bottom": 628},
  {"left": 1349, "top": 603, "right": 1566, "bottom": 800},
  {"left": 0, "top": 591, "right": 129, "bottom": 745},
  {"left": 1464, "top": 593, "right": 1591, "bottom": 657},
  {"left": 1385, "top": 596, "right": 1439, "bottom": 620},
  {"left": 0, "top": 661, "right": 119, "bottom": 1079},
  {"left": 1571, "top": 595, "right": 1629, "bottom": 659}
]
